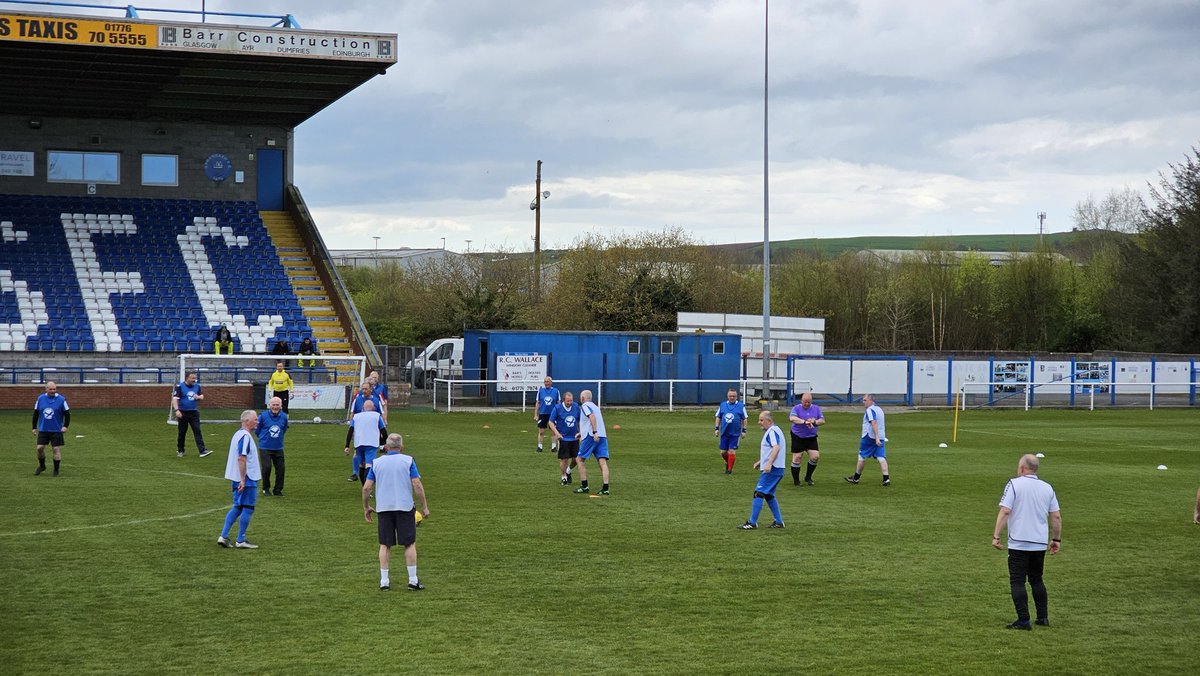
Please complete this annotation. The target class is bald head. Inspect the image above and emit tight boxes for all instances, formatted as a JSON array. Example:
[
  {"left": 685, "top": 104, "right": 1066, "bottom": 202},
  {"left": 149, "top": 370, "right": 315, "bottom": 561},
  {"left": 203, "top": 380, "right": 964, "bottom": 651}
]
[{"left": 1019, "top": 454, "right": 1040, "bottom": 474}]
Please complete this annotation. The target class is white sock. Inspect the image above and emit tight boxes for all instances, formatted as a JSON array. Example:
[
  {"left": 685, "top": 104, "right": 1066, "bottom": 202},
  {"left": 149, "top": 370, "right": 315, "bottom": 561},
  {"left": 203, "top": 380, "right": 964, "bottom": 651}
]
[
  {"left": 380, "top": 568, "right": 389, "bottom": 586},
  {"left": 537, "top": 443, "right": 543, "bottom": 449},
  {"left": 407, "top": 565, "right": 418, "bottom": 584}
]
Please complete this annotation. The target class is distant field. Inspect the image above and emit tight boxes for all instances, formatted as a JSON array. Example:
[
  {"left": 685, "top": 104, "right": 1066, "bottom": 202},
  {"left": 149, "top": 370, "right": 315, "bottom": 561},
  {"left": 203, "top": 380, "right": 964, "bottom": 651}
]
[
  {"left": 537, "top": 231, "right": 1088, "bottom": 264},
  {"left": 717, "top": 231, "right": 1083, "bottom": 259},
  {"left": 2, "top": 407, "right": 1197, "bottom": 674}
]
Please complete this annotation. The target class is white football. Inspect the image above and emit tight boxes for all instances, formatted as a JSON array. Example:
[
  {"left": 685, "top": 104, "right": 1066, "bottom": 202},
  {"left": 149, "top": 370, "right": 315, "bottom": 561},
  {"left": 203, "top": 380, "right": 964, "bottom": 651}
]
[
  {"left": 1156, "top": 464, "right": 1168, "bottom": 470},
  {"left": 313, "top": 416, "right": 322, "bottom": 424},
  {"left": 1035, "top": 452, "right": 1045, "bottom": 458},
  {"left": 938, "top": 443, "right": 948, "bottom": 448}
]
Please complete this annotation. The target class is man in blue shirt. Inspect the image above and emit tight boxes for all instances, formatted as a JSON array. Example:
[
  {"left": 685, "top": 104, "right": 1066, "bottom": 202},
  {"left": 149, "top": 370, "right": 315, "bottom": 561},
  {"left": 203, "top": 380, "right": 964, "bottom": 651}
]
[
  {"left": 741, "top": 410, "right": 786, "bottom": 529},
  {"left": 344, "top": 400, "right": 388, "bottom": 485},
  {"left": 32, "top": 381, "right": 70, "bottom": 476},
  {"left": 534, "top": 377, "right": 560, "bottom": 452},
  {"left": 256, "top": 397, "right": 289, "bottom": 497},
  {"left": 845, "top": 393, "right": 889, "bottom": 486},
  {"left": 218, "top": 410, "right": 262, "bottom": 549},
  {"left": 363, "top": 433, "right": 429, "bottom": 591},
  {"left": 172, "top": 371, "right": 211, "bottom": 459},
  {"left": 549, "top": 391, "right": 582, "bottom": 485},
  {"left": 369, "top": 371, "right": 390, "bottom": 420},
  {"left": 346, "top": 381, "right": 383, "bottom": 482},
  {"left": 714, "top": 388, "right": 747, "bottom": 474}
]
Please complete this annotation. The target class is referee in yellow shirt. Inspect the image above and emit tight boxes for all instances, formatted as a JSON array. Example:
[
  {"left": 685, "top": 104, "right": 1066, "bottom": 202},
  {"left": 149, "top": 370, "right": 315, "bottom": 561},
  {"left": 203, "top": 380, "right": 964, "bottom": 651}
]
[{"left": 267, "top": 361, "right": 294, "bottom": 413}]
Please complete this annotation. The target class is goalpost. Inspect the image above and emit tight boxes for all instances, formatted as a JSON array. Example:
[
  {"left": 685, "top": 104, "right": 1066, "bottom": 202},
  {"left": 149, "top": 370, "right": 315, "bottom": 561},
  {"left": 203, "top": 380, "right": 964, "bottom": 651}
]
[{"left": 170, "top": 353, "right": 367, "bottom": 424}]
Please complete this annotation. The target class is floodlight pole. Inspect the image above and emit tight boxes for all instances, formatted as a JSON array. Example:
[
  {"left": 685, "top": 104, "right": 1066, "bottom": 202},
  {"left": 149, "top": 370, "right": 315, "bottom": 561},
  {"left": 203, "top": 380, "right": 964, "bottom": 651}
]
[{"left": 761, "top": 0, "right": 772, "bottom": 402}]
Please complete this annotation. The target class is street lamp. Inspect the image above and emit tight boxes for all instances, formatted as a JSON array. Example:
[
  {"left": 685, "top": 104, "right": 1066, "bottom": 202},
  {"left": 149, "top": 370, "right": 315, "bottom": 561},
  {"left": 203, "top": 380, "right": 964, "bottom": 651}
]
[
  {"left": 464, "top": 239, "right": 472, "bottom": 253},
  {"left": 372, "top": 236, "right": 380, "bottom": 268}
]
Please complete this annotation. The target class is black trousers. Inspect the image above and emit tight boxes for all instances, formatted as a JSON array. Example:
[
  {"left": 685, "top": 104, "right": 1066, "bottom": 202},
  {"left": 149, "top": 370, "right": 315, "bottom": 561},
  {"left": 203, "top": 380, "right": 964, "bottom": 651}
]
[
  {"left": 1007, "top": 549, "right": 1049, "bottom": 622},
  {"left": 272, "top": 390, "right": 290, "bottom": 413},
  {"left": 177, "top": 410, "right": 207, "bottom": 454},
  {"left": 260, "top": 451, "right": 285, "bottom": 493}
]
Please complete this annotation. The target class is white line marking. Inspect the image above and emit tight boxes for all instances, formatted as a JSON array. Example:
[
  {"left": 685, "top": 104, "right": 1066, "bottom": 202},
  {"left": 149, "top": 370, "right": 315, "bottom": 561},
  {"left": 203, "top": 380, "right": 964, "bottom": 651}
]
[
  {"left": 962, "top": 427, "right": 1182, "bottom": 452},
  {"left": 0, "top": 505, "right": 227, "bottom": 537}
]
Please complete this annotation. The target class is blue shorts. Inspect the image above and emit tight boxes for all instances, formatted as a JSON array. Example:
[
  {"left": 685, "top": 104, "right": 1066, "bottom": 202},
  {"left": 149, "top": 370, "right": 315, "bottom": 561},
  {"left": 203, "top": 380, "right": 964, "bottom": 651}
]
[
  {"left": 355, "top": 445, "right": 378, "bottom": 466},
  {"left": 719, "top": 432, "right": 741, "bottom": 451},
  {"left": 578, "top": 436, "right": 609, "bottom": 460},
  {"left": 859, "top": 435, "right": 886, "bottom": 459},
  {"left": 754, "top": 467, "right": 785, "bottom": 496},
  {"left": 230, "top": 480, "right": 258, "bottom": 507}
]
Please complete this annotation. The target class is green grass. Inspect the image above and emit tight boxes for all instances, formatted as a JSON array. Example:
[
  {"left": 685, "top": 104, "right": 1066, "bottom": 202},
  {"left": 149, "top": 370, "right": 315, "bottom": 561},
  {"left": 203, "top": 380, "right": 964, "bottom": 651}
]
[{"left": 2, "top": 407, "right": 1198, "bottom": 674}]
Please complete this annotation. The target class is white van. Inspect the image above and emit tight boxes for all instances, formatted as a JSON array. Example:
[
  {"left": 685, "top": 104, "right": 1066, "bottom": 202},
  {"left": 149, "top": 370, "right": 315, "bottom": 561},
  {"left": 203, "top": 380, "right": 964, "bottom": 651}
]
[{"left": 408, "top": 337, "right": 464, "bottom": 387}]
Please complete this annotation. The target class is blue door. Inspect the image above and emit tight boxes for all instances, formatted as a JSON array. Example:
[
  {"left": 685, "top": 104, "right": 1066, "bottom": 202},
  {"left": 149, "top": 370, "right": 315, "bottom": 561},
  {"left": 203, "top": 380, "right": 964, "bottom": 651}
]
[{"left": 256, "top": 149, "right": 285, "bottom": 210}]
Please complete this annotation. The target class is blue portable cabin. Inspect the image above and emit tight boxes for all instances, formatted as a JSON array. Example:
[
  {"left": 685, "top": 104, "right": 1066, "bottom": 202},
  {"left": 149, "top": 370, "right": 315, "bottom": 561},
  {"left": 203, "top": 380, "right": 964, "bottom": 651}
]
[{"left": 463, "top": 330, "right": 742, "bottom": 405}]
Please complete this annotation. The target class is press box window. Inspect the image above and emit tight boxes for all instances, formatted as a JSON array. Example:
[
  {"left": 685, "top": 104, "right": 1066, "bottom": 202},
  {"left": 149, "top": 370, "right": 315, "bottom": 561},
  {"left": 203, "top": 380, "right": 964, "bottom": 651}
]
[
  {"left": 627, "top": 340, "right": 640, "bottom": 354},
  {"left": 48, "top": 151, "right": 120, "bottom": 184},
  {"left": 713, "top": 341, "right": 725, "bottom": 355},
  {"left": 660, "top": 340, "right": 674, "bottom": 355},
  {"left": 142, "top": 154, "right": 178, "bottom": 186}
]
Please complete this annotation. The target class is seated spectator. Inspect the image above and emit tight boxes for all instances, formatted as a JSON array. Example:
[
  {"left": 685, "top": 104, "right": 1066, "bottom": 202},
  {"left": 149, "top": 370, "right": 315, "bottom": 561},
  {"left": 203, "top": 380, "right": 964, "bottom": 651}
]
[
  {"left": 213, "top": 325, "right": 234, "bottom": 355},
  {"left": 297, "top": 336, "right": 319, "bottom": 367}
]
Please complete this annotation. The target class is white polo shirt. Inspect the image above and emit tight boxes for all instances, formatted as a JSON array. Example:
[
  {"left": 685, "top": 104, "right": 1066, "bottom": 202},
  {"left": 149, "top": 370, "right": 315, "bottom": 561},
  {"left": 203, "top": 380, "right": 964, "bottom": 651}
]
[
  {"left": 759, "top": 424, "right": 787, "bottom": 469},
  {"left": 580, "top": 401, "right": 606, "bottom": 438},
  {"left": 369, "top": 452, "right": 420, "bottom": 512},
  {"left": 861, "top": 404, "right": 885, "bottom": 440},
  {"left": 999, "top": 474, "right": 1060, "bottom": 551},
  {"left": 224, "top": 428, "right": 262, "bottom": 482}
]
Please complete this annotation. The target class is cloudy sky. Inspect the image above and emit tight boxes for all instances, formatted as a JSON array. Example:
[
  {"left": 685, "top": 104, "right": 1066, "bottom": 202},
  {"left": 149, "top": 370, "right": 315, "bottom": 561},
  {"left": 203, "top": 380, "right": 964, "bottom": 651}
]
[{"left": 49, "top": 1, "right": 1200, "bottom": 251}]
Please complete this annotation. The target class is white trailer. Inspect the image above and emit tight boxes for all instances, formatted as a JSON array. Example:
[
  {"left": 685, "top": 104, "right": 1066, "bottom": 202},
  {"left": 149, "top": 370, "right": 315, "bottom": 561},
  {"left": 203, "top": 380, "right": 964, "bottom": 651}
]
[{"left": 677, "top": 312, "right": 824, "bottom": 399}]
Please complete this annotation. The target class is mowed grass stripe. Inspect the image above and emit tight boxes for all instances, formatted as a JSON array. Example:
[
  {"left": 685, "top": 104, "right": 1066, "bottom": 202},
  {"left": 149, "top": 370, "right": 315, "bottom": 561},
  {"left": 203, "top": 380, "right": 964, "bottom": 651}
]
[{"left": 1, "top": 408, "right": 1197, "bottom": 674}]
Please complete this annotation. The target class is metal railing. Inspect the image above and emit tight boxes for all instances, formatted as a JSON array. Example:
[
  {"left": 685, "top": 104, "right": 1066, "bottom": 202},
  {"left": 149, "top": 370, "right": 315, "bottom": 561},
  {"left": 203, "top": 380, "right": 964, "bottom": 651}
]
[{"left": 433, "top": 378, "right": 812, "bottom": 412}]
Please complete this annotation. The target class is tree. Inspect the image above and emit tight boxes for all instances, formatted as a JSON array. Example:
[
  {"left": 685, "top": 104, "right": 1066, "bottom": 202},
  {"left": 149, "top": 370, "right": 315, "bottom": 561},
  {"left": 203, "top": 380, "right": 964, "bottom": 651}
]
[
  {"left": 1120, "top": 146, "right": 1200, "bottom": 352},
  {"left": 543, "top": 228, "right": 753, "bottom": 331}
]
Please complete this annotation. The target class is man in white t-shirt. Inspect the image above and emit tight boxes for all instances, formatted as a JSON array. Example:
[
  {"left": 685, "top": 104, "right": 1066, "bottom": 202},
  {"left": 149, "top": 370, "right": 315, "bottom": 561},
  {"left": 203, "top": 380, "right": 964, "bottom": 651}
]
[
  {"left": 739, "top": 410, "right": 787, "bottom": 530},
  {"left": 573, "top": 390, "right": 610, "bottom": 495},
  {"left": 363, "top": 433, "right": 429, "bottom": 591},
  {"left": 845, "top": 393, "right": 889, "bottom": 486},
  {"left": 218, "top": 410, "right": 263, "bottom": 549},
  {"left": 992, "top": 454, "right": 1062, "bottom": 630}
]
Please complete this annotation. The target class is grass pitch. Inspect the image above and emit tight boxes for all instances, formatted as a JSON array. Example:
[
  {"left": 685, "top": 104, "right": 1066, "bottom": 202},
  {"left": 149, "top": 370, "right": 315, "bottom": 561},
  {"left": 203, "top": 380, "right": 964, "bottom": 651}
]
[{"left": 1, "top": 406, "right": 1198, "bottom": 675}]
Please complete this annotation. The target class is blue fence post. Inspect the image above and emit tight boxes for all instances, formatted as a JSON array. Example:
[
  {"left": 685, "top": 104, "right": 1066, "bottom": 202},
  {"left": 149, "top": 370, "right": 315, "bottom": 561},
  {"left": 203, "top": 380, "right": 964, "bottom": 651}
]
[
  {"left": 1150, "top": 356, "right": 1157, "bottom": 408},
  {"left": 1110, "top": 357, "right": 1117, "bottom": 406},
  {"left": 1069, "top": 356, "right": 1076, "bottom": 407},
  {"left": 906, "top": 356, "right": 913, "bottom": 407},
  {"left": 946, "top": 355, "right": 954, "bottom": 407},
  {"left": 988, "top": 356, "right": 995, "bottom": 407},
  {"left": 1028, "top": 355, "right": 1037, "bottom": 408}
]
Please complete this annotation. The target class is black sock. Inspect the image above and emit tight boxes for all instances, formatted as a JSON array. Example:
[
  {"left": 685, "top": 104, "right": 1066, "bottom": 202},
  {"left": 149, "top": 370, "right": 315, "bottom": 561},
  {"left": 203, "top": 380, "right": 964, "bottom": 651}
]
[
  {"left": 359, "top": 467, "right": 369, "bottom": 484},
  {"left": 790, "top": 464, "right": 801, "bottom": 483},
  {"left": 602, "top": 483, "right": 609, "bottom": 491},
  {"left": 53, "top": 460, "right": 60, "bottom": 472},
  {"left": 852, "top": 472, "right": 861, "bottom": 480},
  {"left": 883, "top": 474, "right": 890, "bottom": 481},
  {"left": 580, "top": 480, "right": 588, "bottom": 489},
  {"left": 38, "top": 458, "right": 46, "bottom": 468},
  {"left": 805, "top": 460, "right": 817, "bottom": 481}
]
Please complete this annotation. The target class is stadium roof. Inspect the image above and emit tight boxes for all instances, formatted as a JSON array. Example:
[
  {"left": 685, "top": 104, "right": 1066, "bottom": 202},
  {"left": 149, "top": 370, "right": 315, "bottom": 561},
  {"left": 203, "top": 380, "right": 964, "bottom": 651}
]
[{"left": 0, "top": 11, "right": 396, "bottom": 126}]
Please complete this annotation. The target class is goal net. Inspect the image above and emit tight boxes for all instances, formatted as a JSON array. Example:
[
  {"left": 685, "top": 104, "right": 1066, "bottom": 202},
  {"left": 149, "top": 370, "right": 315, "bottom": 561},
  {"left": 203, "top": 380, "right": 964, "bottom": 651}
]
[{"left": 170, "top": 353, "right": 367, "bottom": 424}]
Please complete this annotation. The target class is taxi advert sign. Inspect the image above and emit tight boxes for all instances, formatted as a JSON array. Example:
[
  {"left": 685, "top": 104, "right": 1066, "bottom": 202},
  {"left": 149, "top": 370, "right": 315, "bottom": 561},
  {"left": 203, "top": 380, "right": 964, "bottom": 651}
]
[{"left": 0, "top": 12, "right": 155, "bottom": 48}]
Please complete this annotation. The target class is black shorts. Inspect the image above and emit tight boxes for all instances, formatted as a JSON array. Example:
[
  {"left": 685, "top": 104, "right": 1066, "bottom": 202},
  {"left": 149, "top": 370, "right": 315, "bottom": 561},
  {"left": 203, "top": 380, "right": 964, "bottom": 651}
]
[
  {"left": 536, "top": 414, "right": 551, "bottom": 429},
  {"left": 790, "top": 432, "right": 819, "bottom": 452},
  {"left": 37, "top": 432, "right": 65, "bottom": 447},
  {"left": 377, "top": 509, "right": 417, "bottom": 547},
  {"left": 557, "top": 439, "right": 579, "bottom": 459}
]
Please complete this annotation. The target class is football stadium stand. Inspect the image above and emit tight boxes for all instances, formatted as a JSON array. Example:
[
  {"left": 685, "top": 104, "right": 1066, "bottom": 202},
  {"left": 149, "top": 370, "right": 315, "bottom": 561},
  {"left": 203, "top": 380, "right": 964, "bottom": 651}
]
[{"left": 0, "top": 2, "right": 396, "bottom": 368}]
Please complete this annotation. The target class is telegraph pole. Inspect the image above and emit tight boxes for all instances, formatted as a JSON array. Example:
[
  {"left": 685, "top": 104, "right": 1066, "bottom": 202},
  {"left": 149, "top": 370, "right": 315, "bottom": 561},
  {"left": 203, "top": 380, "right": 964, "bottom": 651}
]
[{"left": 534, "top": 160, "right": 543, "bottom": 302}]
